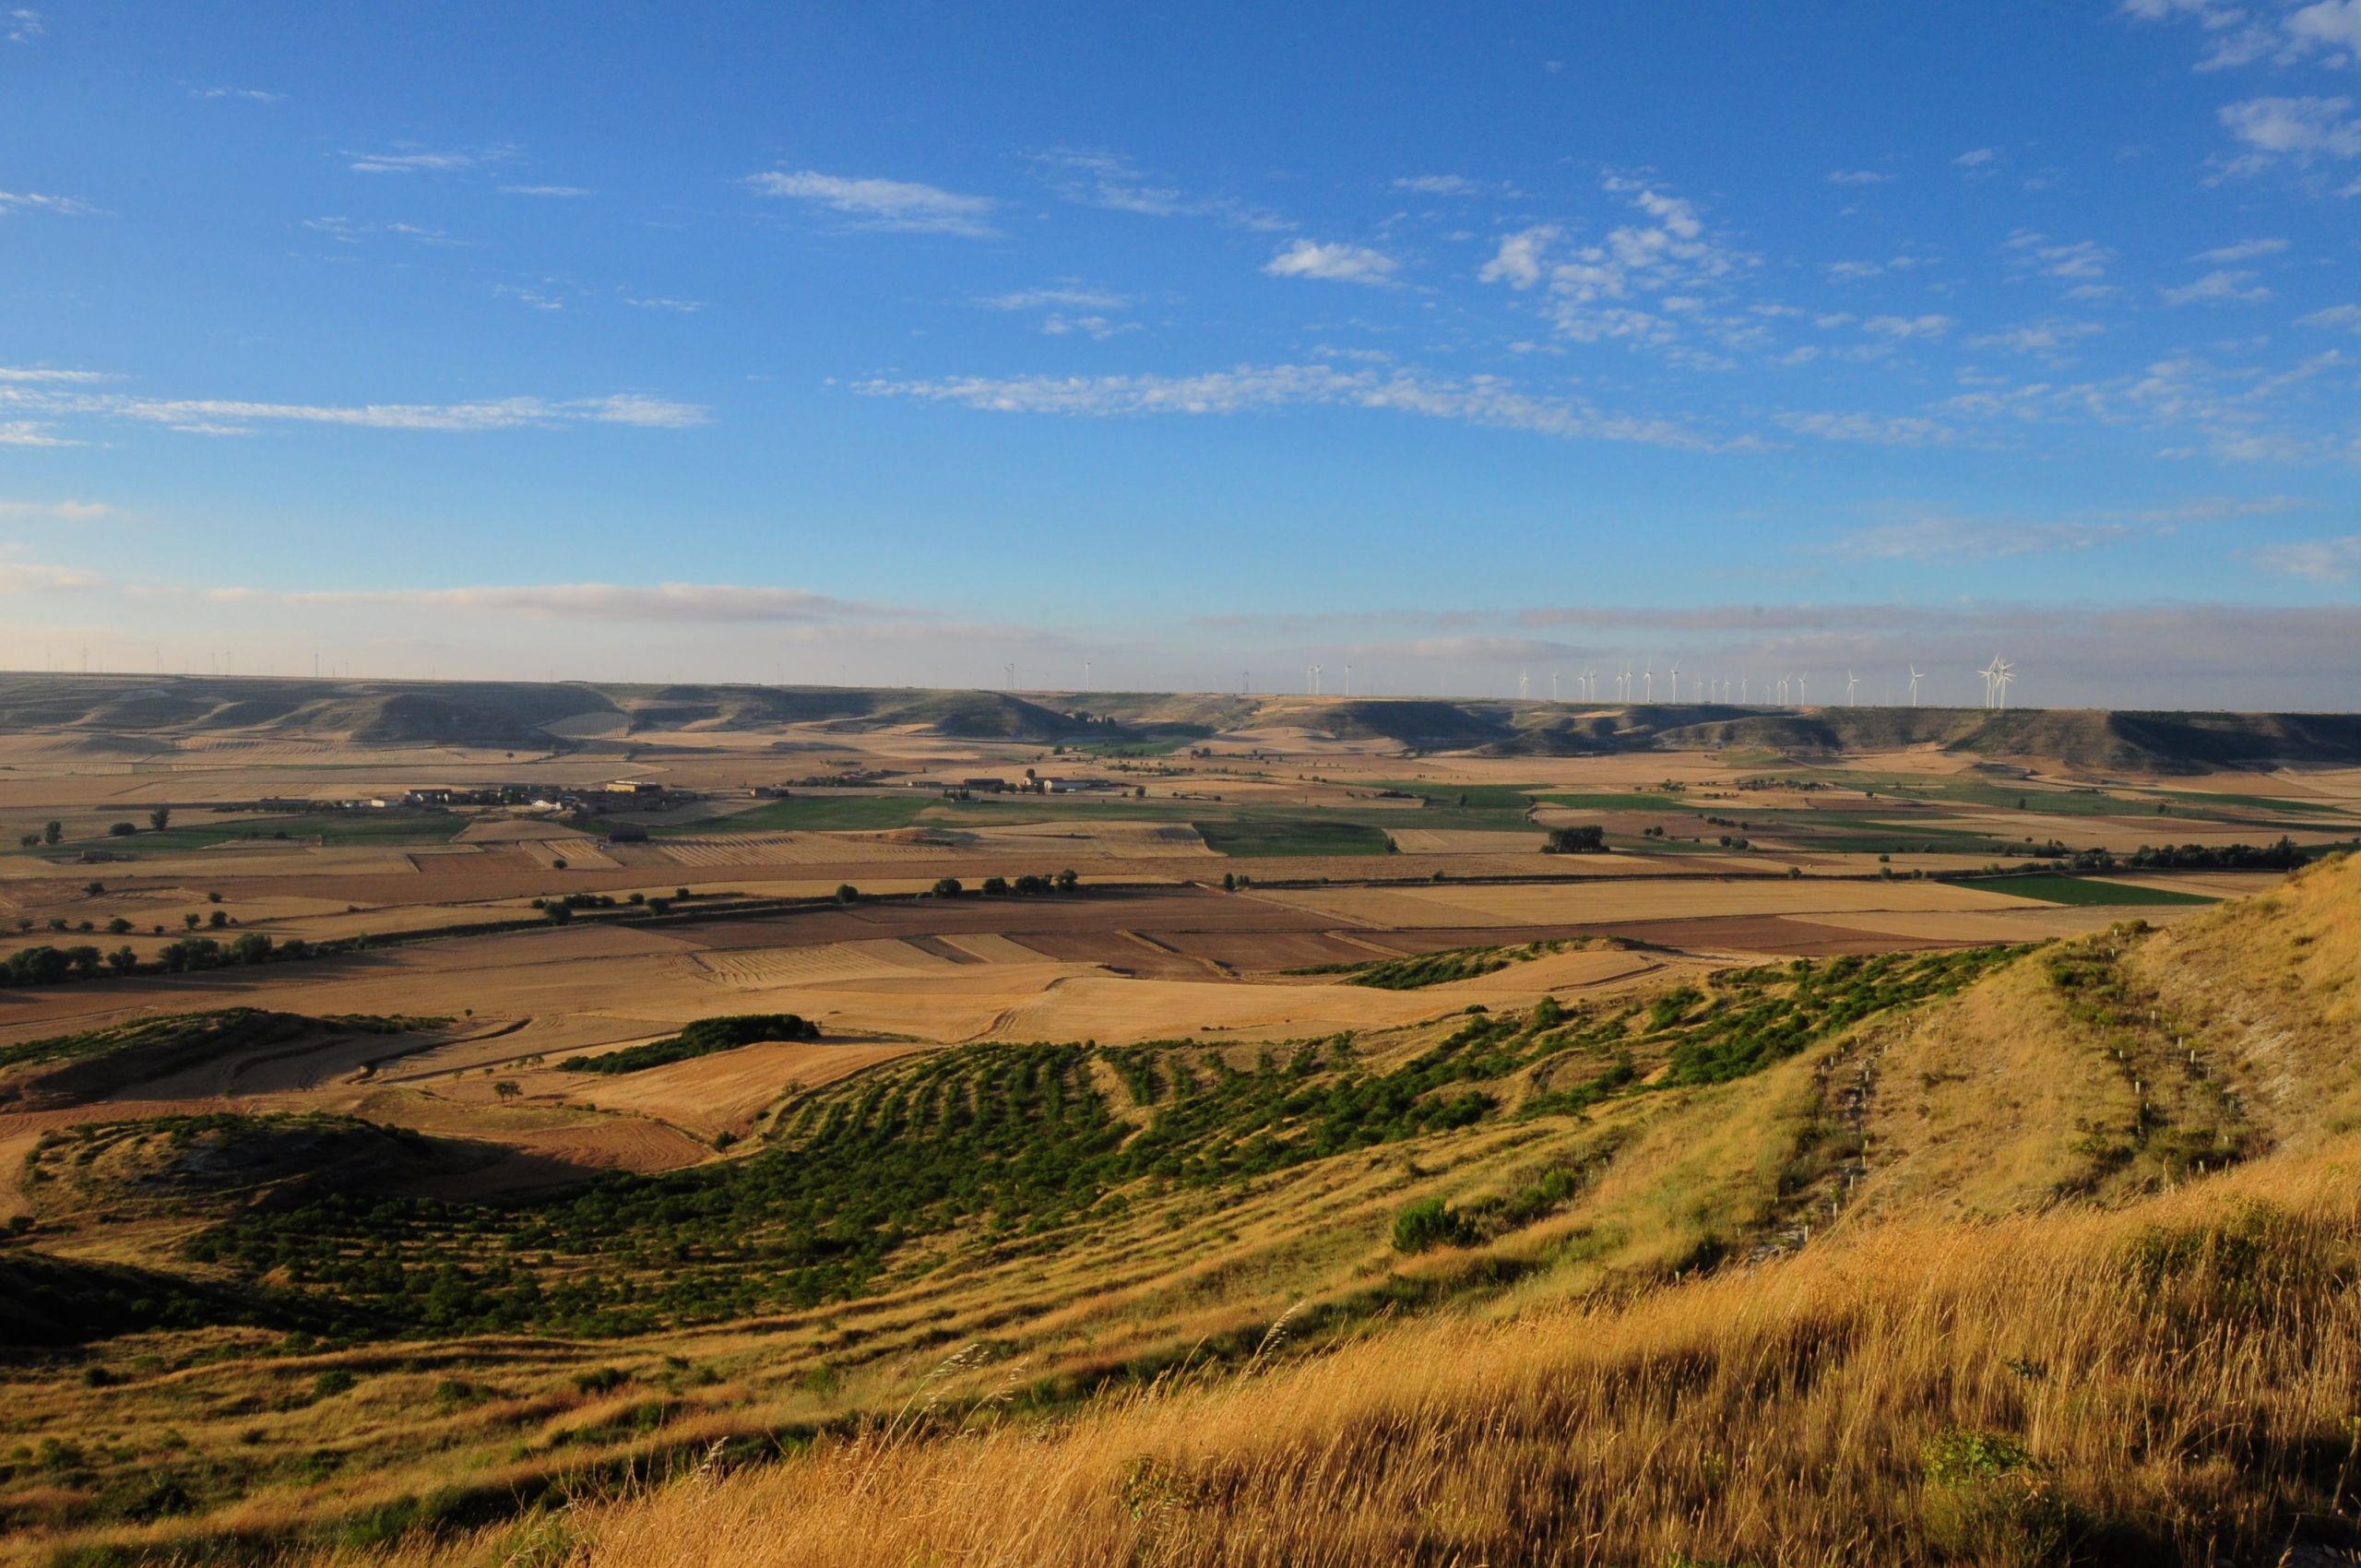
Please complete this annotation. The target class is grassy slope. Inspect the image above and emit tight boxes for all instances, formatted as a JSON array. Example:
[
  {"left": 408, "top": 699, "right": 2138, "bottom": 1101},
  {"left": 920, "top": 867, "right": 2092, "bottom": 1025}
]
[
  {"left": 296, "top": 859, "right": 2361, "bottom": 1568},
  {"left": 14, "top": 861, "right": 2360, "bottom": 1565}
]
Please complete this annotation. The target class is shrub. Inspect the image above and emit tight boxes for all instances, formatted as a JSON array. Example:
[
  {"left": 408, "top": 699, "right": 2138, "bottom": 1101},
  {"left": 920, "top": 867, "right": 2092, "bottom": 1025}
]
[
  {"left": 311, "top": 1369, "right": 357, "bottom": 1400},
  {"left": 1392, "top": 1196, "right": 1475, "bottom": 1253},
  {"left": 1544, "top": 825, "right": 1607, "bottom": 854},
  {"left": 931, "top": 877, "right": 965, "bottom": 897},
  {"left": 107, "top": 821, "right": 137, "bottom": 837},
  {"left": 1919, "top": 1429, "right": 2068, "bottom": 1560}
]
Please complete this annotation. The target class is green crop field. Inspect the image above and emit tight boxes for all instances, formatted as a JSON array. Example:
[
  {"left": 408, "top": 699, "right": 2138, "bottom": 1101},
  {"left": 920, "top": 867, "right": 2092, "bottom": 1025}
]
[
  {"left": 51, "top": 812, "right": 467, "bottom": 854},
  {"left": 1966, "top": 874, "right": 2218, "bottom": 907},
  {"left": 1192, "top": 816, "right": 1396, "bottom": 858},
  {"left": 654, "top": 796, "right": 946, "bottom": 835},
  {"left": 1530, "top": 791, "right": 1698, "bottom": 813}
]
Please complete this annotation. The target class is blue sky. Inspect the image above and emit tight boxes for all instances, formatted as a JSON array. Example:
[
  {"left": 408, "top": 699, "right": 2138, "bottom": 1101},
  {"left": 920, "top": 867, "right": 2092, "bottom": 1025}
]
[{"left": 3, "top": 1, "right": 2358, "bottom": 708}]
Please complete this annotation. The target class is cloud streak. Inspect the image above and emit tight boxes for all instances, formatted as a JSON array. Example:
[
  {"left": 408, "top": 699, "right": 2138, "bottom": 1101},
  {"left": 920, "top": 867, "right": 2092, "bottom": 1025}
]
[
  {"left": 204, "top": 581, "right": 903, "bottom": 624},
  {"left": 744, "top": 170, "right": 999, "bottom": 236},
  {"left": 855, "top": 362, "right": 1738, "bottom": 450}
]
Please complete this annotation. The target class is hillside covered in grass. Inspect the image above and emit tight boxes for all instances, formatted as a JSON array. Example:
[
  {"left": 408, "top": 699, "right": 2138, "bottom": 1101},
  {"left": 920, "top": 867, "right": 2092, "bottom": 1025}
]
[{"left": 5, "top": 856, "right": 2358, "bottom": 1565}]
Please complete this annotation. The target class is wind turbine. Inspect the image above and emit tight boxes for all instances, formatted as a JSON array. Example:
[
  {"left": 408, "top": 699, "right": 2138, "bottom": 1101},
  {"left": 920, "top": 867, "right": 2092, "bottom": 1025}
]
[
  {"left": 1845, "top": 670, "right": 1859, "bottom": 707},
  {"left": 1908, "top": 666, "right": 1924, "bottom": 707},
  {"left": 1004, "top": 661, "right": 1016, "bottom": 692},
  {"left": 1978, "top": 656, "right": 2003, "bottom": 710},
  {"left": 1518, "top": 668, "right": 1530, "bottom": 701},
  {"left": 1669, "top": 663, "right": 1680, "bottom": 703},
  {"left": 1084, "top": 659, "right": 1092, "bottom": 692},
  {"left": 1993, "top": 658, "right": 2015, "bottom": 711},
  {"left": 1643, "top": 662, "right": 1654, "bottom": 704},
  {"left": 1797, "top": 672, "right": 1809, "bottom": 706},
  {"left": 1345, "top": 663, "right": 1353, "bottom": 696},
  {"left": 1550, "top": 671, "right": 1560, "bottom": 701}
]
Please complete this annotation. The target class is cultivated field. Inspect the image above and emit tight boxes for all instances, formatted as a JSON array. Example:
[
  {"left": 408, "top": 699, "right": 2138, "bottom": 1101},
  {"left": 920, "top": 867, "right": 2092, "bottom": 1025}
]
[{"left": 1, "top": 675, "right": 2355, "bottom": 1565}]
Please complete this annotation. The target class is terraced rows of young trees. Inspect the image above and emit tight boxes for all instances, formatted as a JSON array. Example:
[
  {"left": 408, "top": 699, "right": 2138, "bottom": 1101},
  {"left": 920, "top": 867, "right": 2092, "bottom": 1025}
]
[{"left": 184, "top": 945, "right": 2020, "bottom": 1339}]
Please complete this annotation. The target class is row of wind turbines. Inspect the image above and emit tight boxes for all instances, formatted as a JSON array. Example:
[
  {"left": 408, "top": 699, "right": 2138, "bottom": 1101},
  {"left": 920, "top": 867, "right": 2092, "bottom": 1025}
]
[
  {"left": 1501, "top": 657, "right": 2019, "bottom": 711},
  {"left": 1005, "top": 654, "right": 2019, "bottom": 710}
]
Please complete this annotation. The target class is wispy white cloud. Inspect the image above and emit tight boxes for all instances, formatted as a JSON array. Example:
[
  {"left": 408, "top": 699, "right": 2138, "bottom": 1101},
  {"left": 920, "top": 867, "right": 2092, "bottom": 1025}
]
[
  {"left": 206, "top": 581, "right": 895, "bottom": 624},
  {"left": 2298, "top": 302, "right": 2361, "bottom": 330},
  {"left": 1040, "top": 315, "right": 1138, "bottom": 340},
  {"left": 2130, "top": 0, "right": 2361, "bottom": 71},
  {"left": 1831, "top": 517, "right": 2140, "bottom": 560},
  {"left": 303, "top": 215, "right": 462, "bottom": 245},
  {"left": 1263, "top": 239, "right": 1400, "bottom": 286},
  {"left": 501, "top": 184, "right": 594, "bottom": 198},
  {"left": 0, "top": 422, "right": 77, "bottom": 446},
  {"left": 2215, "top": 97, "right": 2361, "bottom": 173},
  {"left": 2005, "top": 231, "right": 2116, "bottom": 279},
  {"left": 855, "top": 362, "right": 1738, "bottom": 451},
  {"left": 2160, "top": 267, "right": 2272, "bottom": 304},
  {"left": 977, "top": 286, "right": 1133, "bottom": 312},
  {"left": 0, "top": 366, "right": 107, "bottom": 384},
  {"left": 2195, "top": 236, "right": 2288, "bottom": 262},
  {"left": 191, "top": 86, "right": 282, "bottom": 102},
  {"left": 2249, "top": 535, "right": 2361, "bottom": 580},
  {"left": 345, "top": 145, "right": 516, "bottom": 175},
  {"left": 1953, "top": 147, "right": 2000, "bottom": 168},
  {"left": 1774, "top": 410, "right": 1957, "bottom": 446},
  {"left": 0, "top": 561, "right": 100, "bottom": 592},
  {"left": 0, "top": 382, "right": 706, "bottom": 438},
  {"left": 493, "top": 284, "right": 566, "bottom": 312},
  {"left": 0, "top": 499, "right": 112, "bottom": 521},
  {"left": 743, "top": 169, "right": 998, "bottom": 237},
  {"left": 1029, "top": 148, "right": 1289, "bottom": 231},
  {"left": 1393, "top": 173, "right": 1484, "bottom": 196},
  {"left": 1967, "top": 319, "right": 2106, "bottom": 355},
  {"left": 625, "top": 296, "right": 706, "bottom": 313},
  {"left": 0, "top": 189, "right": 101, "bottom": 218},
  {"left": 1476, "top": 179, "right": 1754, "bottom": 352},
  {"left": 1863, "top": 314, "right": 1956, "bottom": 339},
  {"left": 1826, "top": 169, "right": 1895, "bottom": 185},
  {"left": 5, "top": 7, "right": 42, "bottom": 42}
]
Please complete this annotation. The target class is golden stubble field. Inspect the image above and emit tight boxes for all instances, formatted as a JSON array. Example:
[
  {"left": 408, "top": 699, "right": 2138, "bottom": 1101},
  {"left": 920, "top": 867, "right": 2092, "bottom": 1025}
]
[{"left": 4, "top": 708, "right": 2351, "bottom": 1201}]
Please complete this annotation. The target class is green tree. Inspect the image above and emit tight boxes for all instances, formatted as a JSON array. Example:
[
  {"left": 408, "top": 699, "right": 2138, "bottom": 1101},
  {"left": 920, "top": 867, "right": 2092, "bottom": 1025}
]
[
  {"left": 931, "top": 877, "right": 964, "bottom": 897},
  {"left": 183, "top": 912, "right": 201, "bottom": 932},
  {"left": 835, "top": 884, "right": 859, "bottom": 904},
  {"left": 1054, "top": 867, "right": 1079, "bottom": 891},
  {"left": 208, "top": 909, "right": 230, "bottom": 930},
  {"left": 1544, "top": 826, "right": 1607, "bottom": 854},
  {"left": 42, "top": 821, "right": 61, "bottom": 847},
  {"left": 493, "top": 1080, "right": 522, "bottom": 1104},
  {"left": 105, "top": 946, "right": 138, "bottom": 974},
  {"left": 148, "top": 806, "right": 172, "bottom": 832}
]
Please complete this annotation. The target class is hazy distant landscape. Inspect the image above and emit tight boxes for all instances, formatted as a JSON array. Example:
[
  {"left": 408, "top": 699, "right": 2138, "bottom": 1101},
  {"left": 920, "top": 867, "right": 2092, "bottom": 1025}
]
[
  {"left": 0, "top": 671, "right": 2355, "bottom": 1564},
  {"left": 10, "top": 0, "right": 2361, "bottom": 1562}
]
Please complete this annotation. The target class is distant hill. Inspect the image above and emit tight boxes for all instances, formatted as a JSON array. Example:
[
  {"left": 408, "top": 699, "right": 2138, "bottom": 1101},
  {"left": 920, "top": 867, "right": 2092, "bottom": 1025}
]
[{"left": 0, "top": 672, "right": 2352, "bottom": 774}]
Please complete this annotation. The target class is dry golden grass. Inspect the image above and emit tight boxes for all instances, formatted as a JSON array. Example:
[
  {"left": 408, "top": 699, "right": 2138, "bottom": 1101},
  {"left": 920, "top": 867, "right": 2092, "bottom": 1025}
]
[{"left": 297, "top": 1157, "right": 2361, "bottom": 1568}]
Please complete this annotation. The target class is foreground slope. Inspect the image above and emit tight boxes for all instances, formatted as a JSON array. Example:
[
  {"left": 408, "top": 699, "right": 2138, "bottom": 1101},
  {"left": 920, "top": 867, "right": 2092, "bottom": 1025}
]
[
  {"left": 267, "top": 855, "right": 2361, "bottom": 1568},
  {"left": 2, "top": 861, "right": 2355, "bottom": 1563}
]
